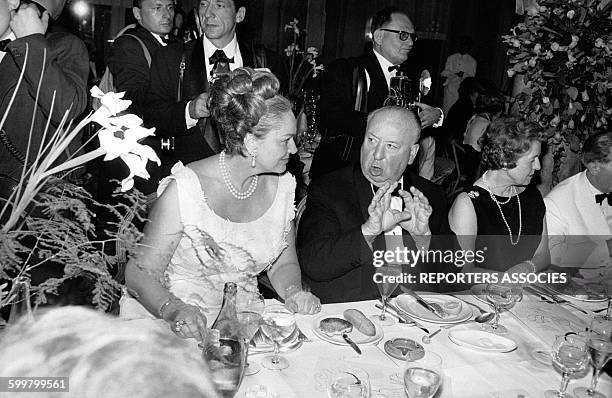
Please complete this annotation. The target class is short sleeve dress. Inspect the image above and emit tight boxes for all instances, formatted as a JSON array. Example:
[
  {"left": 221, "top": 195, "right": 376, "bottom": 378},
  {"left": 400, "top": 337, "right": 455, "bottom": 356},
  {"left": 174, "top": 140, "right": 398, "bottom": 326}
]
[{"left": 120, "top": 162, "right": 296, "bottom": 321}]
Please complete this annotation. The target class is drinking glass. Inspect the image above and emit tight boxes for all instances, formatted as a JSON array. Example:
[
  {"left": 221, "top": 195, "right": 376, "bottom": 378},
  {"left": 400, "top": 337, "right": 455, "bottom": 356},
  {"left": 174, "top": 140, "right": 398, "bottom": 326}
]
[
  {"left": 544, "top": 334, "right": 589, "bottom": 398},
  {"left": 404, "top": 351, "right": 443, "bottom": 398},
  {"left": 327, "top": 368, "right": 370, "bottom": 398},
  {"left": 260, "top": 304, "right": 296, "bottom": 370},
  {"left": 482, "top": 284, "right": 523, "bottom": 334},
  {"left": 371, "top": 264, "right": 402, "bottom": 326},
  {"left": 573, "top": 317, "right": 612, "bottom": 398},
  {"left": 237, "top": 292, "right": 265, "bottom": 376}
]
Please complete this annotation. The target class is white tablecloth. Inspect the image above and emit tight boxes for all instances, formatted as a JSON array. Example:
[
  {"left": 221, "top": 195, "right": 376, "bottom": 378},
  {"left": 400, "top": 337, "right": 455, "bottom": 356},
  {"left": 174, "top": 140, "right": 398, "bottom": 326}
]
[{"left": 237, "top": 294, "right": 611, "bottom": 398}]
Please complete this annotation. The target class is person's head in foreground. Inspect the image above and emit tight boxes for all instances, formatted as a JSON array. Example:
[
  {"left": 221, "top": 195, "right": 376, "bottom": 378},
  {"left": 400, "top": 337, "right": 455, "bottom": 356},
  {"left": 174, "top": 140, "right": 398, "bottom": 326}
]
[
  {"left": 360, "top": 106, "right": 421, "bottom": 187},
  {"left": 209, "top": 67, "right": 297, "bottom": 174},
  {"left": 0, "top": 306, "right": 219, "bottom": 398},
  {"left": 582, "top": 131, "right": 612, "bottom": 193},
  {"left": 479, "top": 117, "right": 542, "bottom": 186}
]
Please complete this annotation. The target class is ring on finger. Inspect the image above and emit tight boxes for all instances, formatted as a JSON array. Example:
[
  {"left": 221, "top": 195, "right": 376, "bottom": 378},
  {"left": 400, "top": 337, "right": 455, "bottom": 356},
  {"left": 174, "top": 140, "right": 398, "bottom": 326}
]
[{"left": 173, "top": 319, "right": 187, "bottom": 333}]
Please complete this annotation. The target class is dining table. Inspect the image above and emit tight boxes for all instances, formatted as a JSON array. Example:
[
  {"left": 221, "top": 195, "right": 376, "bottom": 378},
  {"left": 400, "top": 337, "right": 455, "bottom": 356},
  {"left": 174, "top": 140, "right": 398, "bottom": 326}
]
[{"left": 236, "top": 288, "right": 612, "bottom": 398}]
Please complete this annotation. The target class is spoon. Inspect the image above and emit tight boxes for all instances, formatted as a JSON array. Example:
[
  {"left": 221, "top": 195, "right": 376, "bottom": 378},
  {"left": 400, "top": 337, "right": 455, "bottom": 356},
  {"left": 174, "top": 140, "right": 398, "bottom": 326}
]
[{"left": 450, "top": 295, "right": 495, "bottom": 323}]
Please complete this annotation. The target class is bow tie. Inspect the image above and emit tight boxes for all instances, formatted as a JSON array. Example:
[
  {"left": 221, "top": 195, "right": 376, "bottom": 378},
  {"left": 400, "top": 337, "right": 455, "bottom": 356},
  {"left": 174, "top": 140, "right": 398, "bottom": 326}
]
[
  {"left": 595, "top": 192, "right": 612, "bottom": 205},
  {"left": 208, "top": 49, "right": 234, "bottom": 66},
  {"left": 372, "top": 183, "right": 402, "bottom": 197},
  {"left": 0, "top": 39, "right": 11, "bottom": 52},
  {"left": 388, "top": 65, "right": 400, "bottom": 72}
]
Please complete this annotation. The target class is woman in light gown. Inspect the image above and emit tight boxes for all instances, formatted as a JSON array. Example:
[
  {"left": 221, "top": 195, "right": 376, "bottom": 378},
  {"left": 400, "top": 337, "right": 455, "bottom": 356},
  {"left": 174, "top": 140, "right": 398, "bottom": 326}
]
[{"left": 121, "top": 68, "right": 321, "bottom": 340}]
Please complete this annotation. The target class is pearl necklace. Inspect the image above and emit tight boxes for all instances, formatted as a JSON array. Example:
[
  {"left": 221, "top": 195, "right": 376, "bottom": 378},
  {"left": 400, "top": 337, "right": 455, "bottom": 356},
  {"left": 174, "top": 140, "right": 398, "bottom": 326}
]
[
  {"left": 219, "top": 150, "right": 258, "bottom": 200},
  {"left": 482, "top": 171, "right": 522, "bottom": 246}
]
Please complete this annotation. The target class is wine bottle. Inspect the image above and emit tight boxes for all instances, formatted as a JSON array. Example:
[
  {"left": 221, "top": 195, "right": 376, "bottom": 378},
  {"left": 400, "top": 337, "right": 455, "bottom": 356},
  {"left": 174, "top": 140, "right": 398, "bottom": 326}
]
[{"left": 206, "top": 282, "right": 247, "bottom": 398}]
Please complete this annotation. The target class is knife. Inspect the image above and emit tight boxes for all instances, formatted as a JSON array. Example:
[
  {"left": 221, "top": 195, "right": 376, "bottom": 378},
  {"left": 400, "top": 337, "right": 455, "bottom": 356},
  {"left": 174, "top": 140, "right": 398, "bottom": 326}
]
[
  {"left": 342, "top": 333, "right": 361, "bottom": 354},
  {"left": 525, "top": 286, "right": 592, "bottom": 316},
  {"left": 382, "top": 299, "right": 430, "bottom": 334},
  {"left": 400, "top": 287, "right": 444, "bottom": 318}
]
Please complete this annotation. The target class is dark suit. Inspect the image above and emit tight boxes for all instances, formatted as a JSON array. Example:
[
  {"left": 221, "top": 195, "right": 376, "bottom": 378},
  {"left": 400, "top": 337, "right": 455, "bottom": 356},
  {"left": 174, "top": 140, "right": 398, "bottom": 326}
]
[
  {"left": 98, "top": 25, "right": 167, "bottom": 199},
  {"left": 107, "top": 25, "right": 165, "bottom": 117},
  {"left": 0, "top": 32, "right": 88, "bottom": 184},
  {"left": 142, "top": 37, "right": 287, "bottom": 193},
  {"left": 297, "top": 162, "right": 456, "bottom": 303}
]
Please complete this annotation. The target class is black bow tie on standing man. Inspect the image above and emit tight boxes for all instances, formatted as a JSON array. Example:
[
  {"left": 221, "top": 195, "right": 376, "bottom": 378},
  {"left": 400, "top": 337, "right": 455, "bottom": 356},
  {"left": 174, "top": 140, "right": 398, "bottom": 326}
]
[
  {"left": 595, "top": 192, "right": 612, "bottom": 205},
  {"left": 209, "top": 49, "right": 234, "bottom": 77}
]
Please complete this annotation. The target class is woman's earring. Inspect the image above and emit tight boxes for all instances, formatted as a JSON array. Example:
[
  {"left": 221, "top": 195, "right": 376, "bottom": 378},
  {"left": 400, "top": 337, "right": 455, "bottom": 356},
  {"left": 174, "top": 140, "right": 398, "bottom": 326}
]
[{"left": 251, "top": 151, "right": 257, "bottom": 168}]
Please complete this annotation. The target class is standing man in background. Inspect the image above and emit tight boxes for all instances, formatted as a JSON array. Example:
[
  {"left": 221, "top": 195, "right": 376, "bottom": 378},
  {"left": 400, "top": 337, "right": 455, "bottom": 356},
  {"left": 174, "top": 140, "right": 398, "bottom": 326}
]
[{"left": 310, "top": 7, "right": 443, "bottom": 181}]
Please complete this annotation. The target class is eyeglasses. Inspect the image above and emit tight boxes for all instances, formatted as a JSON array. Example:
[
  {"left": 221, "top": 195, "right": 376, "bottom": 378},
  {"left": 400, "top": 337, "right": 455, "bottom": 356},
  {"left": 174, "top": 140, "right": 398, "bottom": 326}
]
[{"left": 380, "top": 29, "right": 418, "bottom": 42}]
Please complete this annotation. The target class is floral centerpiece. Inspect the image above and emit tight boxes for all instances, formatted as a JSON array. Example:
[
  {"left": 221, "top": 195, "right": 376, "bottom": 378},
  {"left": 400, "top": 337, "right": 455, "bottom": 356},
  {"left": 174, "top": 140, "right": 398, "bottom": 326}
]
[
  {"left": 283, "top": 18, "right": 324, "bottom": 103},
  {"left": 0, "top": 61, "right": 160, "bottom": 324},
  {"left": 503, "top": 0, "right": 611, "bottom": 187}
]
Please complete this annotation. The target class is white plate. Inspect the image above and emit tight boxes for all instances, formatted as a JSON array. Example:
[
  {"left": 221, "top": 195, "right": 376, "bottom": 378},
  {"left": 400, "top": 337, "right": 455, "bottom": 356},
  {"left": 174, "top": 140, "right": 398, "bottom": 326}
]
[
  {"left": 448, "top": 329, "right": 517, "bottom": 352},
  {"left": 544, "top": 282, "right": 608, "bottom": 302},
  {"left": 311, "top": 314, "right": 383, "bottom": 346},
  {"left": 394, "top": 293, "right": 473, "bottom": 324}
]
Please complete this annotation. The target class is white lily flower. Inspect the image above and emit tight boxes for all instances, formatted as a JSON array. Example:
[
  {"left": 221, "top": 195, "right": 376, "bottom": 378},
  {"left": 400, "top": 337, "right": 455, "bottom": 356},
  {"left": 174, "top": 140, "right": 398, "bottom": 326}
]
[
  {"left": 90, "top": 86, "right": 131, "bottom": 115},
  {"left": 120, "top": 153, "right": 152, "bottom": 192}
]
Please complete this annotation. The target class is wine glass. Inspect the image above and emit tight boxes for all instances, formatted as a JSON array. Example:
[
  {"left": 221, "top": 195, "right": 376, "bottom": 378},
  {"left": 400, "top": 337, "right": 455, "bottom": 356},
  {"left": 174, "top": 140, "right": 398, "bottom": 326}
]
[
  {"left": 482, "top": 284, "right": 523, "bottom": 334},
  {"left": 573, "top": 317, "right": 612, "bottom": 398},
  {"left": 371, "top": 264, "right": 402, "bottom": 326},
  {"left": 237, "top": 292, "right": 265, "bottom": 376},
  {"left": 260, "top": 304, "right": 297, "bottom": 370},
  {"left": 327, "top": 368, "right": 370, "bottom": 398},
  {"left": 403, "top": 351, "right": 443, "bottom": 398},
  {"left": 544, "top": 334, "right": 589, "bottom": 398}
]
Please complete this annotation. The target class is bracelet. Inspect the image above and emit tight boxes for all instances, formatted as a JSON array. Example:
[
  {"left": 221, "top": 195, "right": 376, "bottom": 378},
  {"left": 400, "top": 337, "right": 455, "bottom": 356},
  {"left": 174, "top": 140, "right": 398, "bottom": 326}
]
[
  {"left": 158, "top": 297, "right": 174, "bottom": 319},
  {"left": 525, "top": 260, "right": 536, "bottom": 273},
  {"left": 284, "top": 284, "right": 303, "bottom": 300}
]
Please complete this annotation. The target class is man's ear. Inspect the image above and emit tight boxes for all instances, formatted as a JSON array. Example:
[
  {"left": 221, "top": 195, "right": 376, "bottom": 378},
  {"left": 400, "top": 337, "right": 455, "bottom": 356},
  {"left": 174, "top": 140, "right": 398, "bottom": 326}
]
[
  {"left": 132, "top": 7, "right": 142, "bottom": 23},
  {"left": 235, "top": 6, "right": 245, "bottom": 23},
  {"left": 7, "top": 0, "right": 20, "bottom": 11},
  {"left": 372, "top": 29, "right": 383, "bottom": 46},
  {"left": 408, "top": 143, "right": 420, "bottom": 165}
]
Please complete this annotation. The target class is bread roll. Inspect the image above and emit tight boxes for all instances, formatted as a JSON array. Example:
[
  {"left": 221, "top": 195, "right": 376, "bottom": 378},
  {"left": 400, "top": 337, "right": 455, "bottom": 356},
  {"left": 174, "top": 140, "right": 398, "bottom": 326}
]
[
  {"left": 319, "top": 317, "right": 353, "bottom": 336},
  {"left": 343, "top": 309, "right": 376, "bottom": 336}
]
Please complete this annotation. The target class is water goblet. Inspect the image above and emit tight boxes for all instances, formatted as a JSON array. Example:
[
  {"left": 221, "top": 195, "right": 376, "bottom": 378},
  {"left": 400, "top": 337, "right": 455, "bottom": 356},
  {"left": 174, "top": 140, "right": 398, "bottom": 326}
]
[
  {"left": 237, "top": 292, "right": 265, "bottom": 376},
  {"left": 370, "top": 264, "right": 402, "bottom": 326},
  {"left": 573, "top": 317, "right": 612, "bottom": 398},
  {"left": 403, "top": 351, "right": 443, "bottom": 398},
  {"left": 544, "top": 334, "right": 589, "bottom": 398},
  {"left": 482, "top": 284, "right": 523, "bottom": 334},
  {"left": 327, "top": 368, "right": 370, "bottom": 398},
  {"left": 260, "top": 304, "right": 297, "bottom": 370}
]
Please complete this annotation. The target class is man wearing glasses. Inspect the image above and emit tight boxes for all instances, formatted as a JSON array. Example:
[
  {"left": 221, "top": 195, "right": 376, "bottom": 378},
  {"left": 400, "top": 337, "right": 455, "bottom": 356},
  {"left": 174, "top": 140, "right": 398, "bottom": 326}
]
[{"left": 310, "top": 7, "right": 443, "bottom": 180}]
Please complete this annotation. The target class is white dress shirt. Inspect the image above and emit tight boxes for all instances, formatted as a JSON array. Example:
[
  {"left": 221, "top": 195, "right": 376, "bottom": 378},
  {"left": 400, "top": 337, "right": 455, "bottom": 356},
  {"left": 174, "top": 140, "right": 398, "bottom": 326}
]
[
  {"left": 185, "top": 34, "right": 244, "bottom": 128},
  {"left": 0, "top": 32, "right": 17, "bottom": 64}
]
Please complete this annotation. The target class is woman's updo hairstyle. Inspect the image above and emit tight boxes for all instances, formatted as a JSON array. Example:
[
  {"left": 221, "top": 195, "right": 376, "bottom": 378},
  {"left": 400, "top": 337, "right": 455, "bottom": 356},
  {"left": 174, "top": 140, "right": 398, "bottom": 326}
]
[
  {"left": 479, "top": 117, "right": 542, "bottom": 170},
  {"left": 209, "top": 67, "right": 292, "bottom": 156}
]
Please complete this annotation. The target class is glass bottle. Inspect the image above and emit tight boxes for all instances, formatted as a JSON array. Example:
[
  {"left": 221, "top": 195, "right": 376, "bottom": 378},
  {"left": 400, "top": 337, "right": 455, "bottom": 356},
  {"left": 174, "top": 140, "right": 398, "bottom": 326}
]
[
  {"left": 8, "top": 276, "right": 34, "bottom": 324},
  {"left": 204, "top": 282, "right": 247, "bottom": 398}
]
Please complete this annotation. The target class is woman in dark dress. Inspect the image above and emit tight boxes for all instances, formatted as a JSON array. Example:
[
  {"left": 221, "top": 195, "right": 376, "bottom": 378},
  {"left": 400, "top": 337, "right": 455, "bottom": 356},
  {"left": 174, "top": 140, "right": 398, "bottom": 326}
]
[{"left": 448, "top": 117, "right": 550, "bottom": 274}]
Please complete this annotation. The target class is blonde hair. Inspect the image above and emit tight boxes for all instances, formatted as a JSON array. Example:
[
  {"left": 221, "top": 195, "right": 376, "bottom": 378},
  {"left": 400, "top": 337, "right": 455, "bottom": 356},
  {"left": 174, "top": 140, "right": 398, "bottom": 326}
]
[{"left": 0, "top": 306, "right": 219, "bottom": 398}]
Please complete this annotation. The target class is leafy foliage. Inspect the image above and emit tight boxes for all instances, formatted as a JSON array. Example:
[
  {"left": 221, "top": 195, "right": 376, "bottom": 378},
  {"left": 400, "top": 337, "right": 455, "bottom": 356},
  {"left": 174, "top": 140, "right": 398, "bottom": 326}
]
[{"left": 503, "top": 0, "right": 611, "bottom": 182}]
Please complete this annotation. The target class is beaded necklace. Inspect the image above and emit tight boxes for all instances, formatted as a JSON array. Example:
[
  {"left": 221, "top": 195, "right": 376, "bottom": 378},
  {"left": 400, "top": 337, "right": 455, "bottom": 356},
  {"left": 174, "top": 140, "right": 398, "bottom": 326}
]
[
  {"left": 482, "top": 171, "right": 522, "bottom": 246},
  {"left": 219, "top": 150, "right": 258, "bottom": 200}
]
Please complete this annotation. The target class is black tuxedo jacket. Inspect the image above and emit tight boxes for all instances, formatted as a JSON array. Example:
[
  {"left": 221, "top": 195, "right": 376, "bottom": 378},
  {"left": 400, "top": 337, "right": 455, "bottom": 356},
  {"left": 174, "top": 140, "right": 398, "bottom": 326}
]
[
  {"left": 297, "top": 162, "right": 457, "bottom": 303},
  {"left": 107, "top": 25, "right": 165, "bottom": 117}
]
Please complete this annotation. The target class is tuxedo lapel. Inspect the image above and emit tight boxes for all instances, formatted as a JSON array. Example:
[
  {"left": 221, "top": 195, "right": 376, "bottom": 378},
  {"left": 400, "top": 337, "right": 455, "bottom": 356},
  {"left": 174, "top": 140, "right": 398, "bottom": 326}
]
[
  {"left": 190, "top": 37, "right": 208, "bottom": 96},
  {"left": 239, "top": 41, "right": 255, "bottom": 68},
  {"left": 361, "top": 50, "right": 388, "bottom": 111},
  {"left": 352, "top": 164, "right": 387, "bottom": 253}
]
